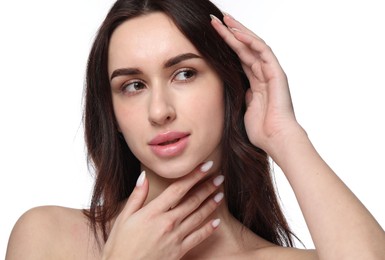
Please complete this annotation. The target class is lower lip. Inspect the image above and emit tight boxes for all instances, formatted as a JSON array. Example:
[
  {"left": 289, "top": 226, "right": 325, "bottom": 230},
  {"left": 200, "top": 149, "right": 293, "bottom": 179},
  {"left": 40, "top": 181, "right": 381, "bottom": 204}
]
[{"left": 149, "top": 135, "right": 189, "bottom": 158}]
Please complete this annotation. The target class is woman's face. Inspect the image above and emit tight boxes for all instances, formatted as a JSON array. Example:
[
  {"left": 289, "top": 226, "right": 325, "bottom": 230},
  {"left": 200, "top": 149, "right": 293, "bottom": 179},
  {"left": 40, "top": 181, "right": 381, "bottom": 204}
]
[{"left": 108, "top": 12, "right": 224, "bottom": 179}]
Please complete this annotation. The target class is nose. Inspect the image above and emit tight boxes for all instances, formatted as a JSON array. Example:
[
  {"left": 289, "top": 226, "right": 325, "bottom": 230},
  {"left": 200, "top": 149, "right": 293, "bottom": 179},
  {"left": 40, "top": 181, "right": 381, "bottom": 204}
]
[{"left": 148, "top": 87, "right": 176, "bottom": 126}]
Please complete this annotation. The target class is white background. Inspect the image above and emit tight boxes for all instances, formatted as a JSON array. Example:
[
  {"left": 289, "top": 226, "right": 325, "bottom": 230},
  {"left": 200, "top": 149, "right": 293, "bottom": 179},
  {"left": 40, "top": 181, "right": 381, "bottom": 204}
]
[{"left": 1, "top": 0, "right": 384, "bottom": 257}]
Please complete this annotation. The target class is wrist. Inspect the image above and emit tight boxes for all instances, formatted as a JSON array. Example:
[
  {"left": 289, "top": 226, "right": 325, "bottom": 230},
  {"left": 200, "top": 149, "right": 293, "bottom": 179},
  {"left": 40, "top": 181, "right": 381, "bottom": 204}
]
[{"left": 265, "top": 125, "right": 310, "bottom": 165}]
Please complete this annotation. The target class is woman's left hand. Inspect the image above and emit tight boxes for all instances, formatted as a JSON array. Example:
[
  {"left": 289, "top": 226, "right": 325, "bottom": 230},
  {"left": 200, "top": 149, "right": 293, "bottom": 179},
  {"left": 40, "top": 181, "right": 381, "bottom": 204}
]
[{"left": 211, "top": 14, "right": 305, "bottom": 156}]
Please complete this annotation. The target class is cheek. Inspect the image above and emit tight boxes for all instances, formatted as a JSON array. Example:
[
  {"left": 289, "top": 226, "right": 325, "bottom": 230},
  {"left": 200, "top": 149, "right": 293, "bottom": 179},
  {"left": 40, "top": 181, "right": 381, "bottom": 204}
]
[
  {"left": 206, "top": 84, "right": 225, "bottom": 123},
  {"left": 113, "top": 102, "right": 143, "bottom": 144},
  {"left": 203, "top": 100, "right": 224, "bottom": 128},
  {"left": 196, "top": 83, "right": 225, "bottom": 137}
]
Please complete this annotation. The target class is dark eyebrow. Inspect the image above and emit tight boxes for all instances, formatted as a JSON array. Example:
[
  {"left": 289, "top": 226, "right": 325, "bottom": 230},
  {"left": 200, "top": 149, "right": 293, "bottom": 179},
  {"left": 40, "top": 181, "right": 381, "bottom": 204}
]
[
  {"left": 110, "top": 52, "right": 202, "bottom": 81},
  {"left": 110, "top": 68, "right": 142, "bottom": 81},
  {"left": 164, "top": 53, "right": 202, "bottom": 68}
]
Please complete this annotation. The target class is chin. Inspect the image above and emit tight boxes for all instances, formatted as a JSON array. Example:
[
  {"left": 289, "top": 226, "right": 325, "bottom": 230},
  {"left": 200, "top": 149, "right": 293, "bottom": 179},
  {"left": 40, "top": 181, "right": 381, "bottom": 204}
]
[
  {"left": 153, "top": 162, "right": 196, "bottom": 179},
  {"left": 141, "top": 157, "right": 203, "bottom": 180}
]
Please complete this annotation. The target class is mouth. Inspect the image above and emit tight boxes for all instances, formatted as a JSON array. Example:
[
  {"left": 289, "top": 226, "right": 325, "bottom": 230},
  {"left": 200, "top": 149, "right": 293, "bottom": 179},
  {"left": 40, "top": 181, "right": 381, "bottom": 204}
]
[
  {"left": 149, "top": 132, "right": 190, "bottom": 158},
  {"left": 149, "top": 131, "right": 190, "bottom": 146},
  {"left": 158, "top": 138, "right": 182, "bottom": 146}
]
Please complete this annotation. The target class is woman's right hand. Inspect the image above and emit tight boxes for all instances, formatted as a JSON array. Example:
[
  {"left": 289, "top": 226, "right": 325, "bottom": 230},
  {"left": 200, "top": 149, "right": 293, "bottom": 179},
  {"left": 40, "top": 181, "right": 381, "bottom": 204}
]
[{"left": 101, "top": 161, "right": 224, "bottom": 260}]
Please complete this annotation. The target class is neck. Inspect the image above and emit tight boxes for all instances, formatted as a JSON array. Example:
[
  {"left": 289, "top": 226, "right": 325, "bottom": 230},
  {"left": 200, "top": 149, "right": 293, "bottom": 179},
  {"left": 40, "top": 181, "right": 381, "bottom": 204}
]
[
  {"left": 182, "top": 204, "right": 267, "bottom": 259},
  {"left": 144, "top": 169, "right": 174, "bottom": 205},
  {"left": 141, "top": 168, "right": 267, "bottom": 258}
]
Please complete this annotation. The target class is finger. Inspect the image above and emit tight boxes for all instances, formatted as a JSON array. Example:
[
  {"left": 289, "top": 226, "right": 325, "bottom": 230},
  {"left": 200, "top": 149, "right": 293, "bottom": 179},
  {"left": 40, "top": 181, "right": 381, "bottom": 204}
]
[
  {"left": 211, "top": 14, "right": 279, "bottom": 70},
  {"left": 169, "top": 175, "right": 224, "bottom": 222},
  {"left": 120, "top": 171, "right": 149, "bottom": 218},
  {"left": 148, "top": 161, "right": 214, "bottom": 212},
  {"left": 210, "top": 15, "right": 250, "bottom": 58},
  {"left": 180, "top": 218, "right": 221, "bottom": 254},
  {"left": 222, "top": 13, "right": 263, "bottom": 41},
  {"left": 177, "top": 191, "right": 224, "bottom": 238},
  {"left": 223, "top": 14, "right": 284, "bottom": 73},
  {"left": 231, "top": 29, "right": 281, "bottom": 69},
  {"left": 211, "top": 15, "right": 261, "bottom": 69}
]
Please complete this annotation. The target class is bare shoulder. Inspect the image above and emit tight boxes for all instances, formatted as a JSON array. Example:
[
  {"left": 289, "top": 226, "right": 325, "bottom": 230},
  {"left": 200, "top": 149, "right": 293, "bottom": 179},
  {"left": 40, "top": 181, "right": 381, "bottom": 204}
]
[
  {"left": 6, "top": 206, "right": 100, "bottom": 260},
  {"left": 254, "top": 245, "right": 318, "bottom": 260}
]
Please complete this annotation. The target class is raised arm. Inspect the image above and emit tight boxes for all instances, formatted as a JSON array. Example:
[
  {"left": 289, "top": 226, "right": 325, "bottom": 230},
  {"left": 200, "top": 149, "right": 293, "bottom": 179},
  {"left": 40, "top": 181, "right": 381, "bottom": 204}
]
[{"left": 211, "top": 13, "right": 385, "bottom": 259}]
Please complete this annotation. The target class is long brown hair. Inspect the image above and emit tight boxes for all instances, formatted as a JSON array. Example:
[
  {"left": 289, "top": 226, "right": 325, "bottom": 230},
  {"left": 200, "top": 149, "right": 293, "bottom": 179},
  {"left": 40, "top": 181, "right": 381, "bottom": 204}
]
[{"left": 84, "top": 0, "right": 295, "bottom": 247}]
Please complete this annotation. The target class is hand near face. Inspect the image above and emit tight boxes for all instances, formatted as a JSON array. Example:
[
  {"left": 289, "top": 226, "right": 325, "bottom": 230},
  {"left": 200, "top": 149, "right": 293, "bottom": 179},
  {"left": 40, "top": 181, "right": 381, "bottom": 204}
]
[
  {"left": 102, "top": 162, "right": 224, "bottom": 260},
  {"left": 211, "top": 14, "right": 305, "bottom": 157}
]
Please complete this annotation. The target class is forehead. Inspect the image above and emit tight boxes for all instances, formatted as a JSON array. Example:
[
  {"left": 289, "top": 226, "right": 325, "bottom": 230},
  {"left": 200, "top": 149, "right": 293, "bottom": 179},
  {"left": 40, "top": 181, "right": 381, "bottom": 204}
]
[{"left": 108, "top": 12, "right": 199, "bottom": 70}]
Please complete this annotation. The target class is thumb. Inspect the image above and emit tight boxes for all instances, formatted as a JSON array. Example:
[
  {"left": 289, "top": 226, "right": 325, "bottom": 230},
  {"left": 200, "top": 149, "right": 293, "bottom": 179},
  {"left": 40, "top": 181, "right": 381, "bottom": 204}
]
[{"left": 121, "top": 171, "right": 149, "bottom": 216}]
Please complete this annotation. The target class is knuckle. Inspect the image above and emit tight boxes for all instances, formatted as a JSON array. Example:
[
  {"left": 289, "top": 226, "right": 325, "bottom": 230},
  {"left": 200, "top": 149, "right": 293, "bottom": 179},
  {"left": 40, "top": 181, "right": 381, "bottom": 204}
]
[
  {"left": 191, "top": 235, "right": 202, "bottom": 246},
  {"left": 202, "top": 223, "right": 214, "bottom": 237},
  {"left": 190, "top": 232, "right": 204, "bottom": 246},
  {"left": 263, "top": 44, "right": 272, "bottom": 52},
  {"left": 161, "top": 217, "right": 176, "bottom": 234},
  {"left": 188, "top": 194, "right": 202, "bottom": 207},
  {"left": 192, "top": 211, "right": 204, "bottom": 225},
  {"left": 170, "top": 184, "right": 186, "bottom": 198},
  {"left": 128, "top": 192, "right": 141, "bottom": 203},
  {"left": 205, "top": 179, "right": 216, "bottom": 190},
  {"left": 207, "top": 199, "right": 218, "bottom": 212},
  {"left": 200, "top": 179, "right": 215, "bottom": 194},
  {"left": 127, "top": 189, "right": 145, "bottom": 206},
  {"left": 191, "top": 202, "right": 217, "bottom": 226},
  {"left": 251, "top": 62, "right": 260, "bottom": 72}
]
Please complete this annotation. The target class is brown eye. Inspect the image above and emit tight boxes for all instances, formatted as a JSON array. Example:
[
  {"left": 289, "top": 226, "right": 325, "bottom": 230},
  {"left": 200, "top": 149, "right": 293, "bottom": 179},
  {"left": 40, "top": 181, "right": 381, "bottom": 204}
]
[
  {"left": 174, "top": 69, "right": 196, "bottom": 81},
  {"left": 122, "top": 81, "right": 146, "bottom": 94}
]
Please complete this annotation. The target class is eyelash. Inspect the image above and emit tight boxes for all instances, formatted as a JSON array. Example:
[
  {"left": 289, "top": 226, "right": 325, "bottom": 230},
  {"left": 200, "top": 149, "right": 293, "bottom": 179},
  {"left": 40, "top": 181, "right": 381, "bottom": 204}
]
[
  {"left": 121, "top": 80, "right": 146, "bottom": 95},
  {"left": 120, "top": 68, "right": 197, "bottom": 95},
  {"left": 172, "top": 68, "right": 197, "bottom": 82}
]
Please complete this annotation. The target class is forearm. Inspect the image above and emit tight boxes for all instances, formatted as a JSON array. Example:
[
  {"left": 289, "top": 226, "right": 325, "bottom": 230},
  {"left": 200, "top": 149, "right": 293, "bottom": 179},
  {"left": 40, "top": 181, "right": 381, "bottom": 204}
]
[
  {"left": 214, "top": 10, "right": 385, "bottom": 258},
  {"left": 272, "top": 129, "right": 385, "bottom": 259}
]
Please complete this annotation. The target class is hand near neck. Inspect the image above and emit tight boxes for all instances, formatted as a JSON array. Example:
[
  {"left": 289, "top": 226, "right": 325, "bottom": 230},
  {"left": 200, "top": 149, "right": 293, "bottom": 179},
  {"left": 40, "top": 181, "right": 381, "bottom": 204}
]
[{"left": 102, "top": 161, "right": 225, "bottom": 259}]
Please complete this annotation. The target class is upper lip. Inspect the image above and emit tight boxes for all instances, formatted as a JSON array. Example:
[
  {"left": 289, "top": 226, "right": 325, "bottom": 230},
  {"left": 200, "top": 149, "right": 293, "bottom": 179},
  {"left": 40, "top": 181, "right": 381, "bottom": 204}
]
[{"left": 148, "top": 131, "right": 190, "bottom": 145}]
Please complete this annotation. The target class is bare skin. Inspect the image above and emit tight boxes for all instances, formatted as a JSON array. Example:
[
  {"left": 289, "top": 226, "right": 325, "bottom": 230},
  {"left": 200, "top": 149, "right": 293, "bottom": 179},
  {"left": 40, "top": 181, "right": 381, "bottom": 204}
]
[
  {"left": 212, "top": 13, "right": 385, "bottom": 259},
  {"left": 6, "top": 162, "right": 316, "bottom": 259},
  {"left": 6, "top": 11, "right": 385, "bottom": 260},
  {"left": 6, "top": 205, "right": 316, "bottom": 260}
]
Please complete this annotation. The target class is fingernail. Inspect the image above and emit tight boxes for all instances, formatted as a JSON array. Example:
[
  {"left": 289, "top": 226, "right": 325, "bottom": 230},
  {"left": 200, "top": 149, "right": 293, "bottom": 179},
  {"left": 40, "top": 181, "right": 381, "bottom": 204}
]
[
  {"left": 136, "top": 171, "right": 146, "bottom": 187},
  {"left": 210, "top": 14, "right": 223, "bottom": 24},
  {"left": 213, "top": 175, "right": 225, "bottom": 186},
  {"left": 222, "top": 11, "right": 233, "bottom": 19},
  {"left": 200, "top": 161, "right": 213, "bottom": 173},
  {"left": 214, "top": 192, "right": 224, "bottom": 203},
  {"left": 212, "top": 218, "right": 221, "bottom": 228}
]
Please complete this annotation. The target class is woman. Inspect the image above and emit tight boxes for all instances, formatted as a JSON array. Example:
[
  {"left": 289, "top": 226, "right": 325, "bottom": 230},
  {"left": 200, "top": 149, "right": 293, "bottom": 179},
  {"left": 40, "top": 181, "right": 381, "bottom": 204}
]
[{"left": 6, "top": 0, "right": 385, "bottom": 259}]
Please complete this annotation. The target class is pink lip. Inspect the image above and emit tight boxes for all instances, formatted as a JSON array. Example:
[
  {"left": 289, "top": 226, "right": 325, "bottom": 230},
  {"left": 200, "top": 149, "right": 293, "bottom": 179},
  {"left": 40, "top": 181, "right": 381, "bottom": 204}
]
[{"left": 149, "top": 131, "right": 190, "bottom": 158}]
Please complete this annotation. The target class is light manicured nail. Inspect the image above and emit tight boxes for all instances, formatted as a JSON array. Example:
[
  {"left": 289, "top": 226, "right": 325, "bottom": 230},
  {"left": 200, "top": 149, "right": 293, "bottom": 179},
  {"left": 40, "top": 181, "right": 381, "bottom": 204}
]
[
  {"left": 212, "top": 218, "right": 221, "bottom": 228},
  {"left": 214, "top": 192, "right": 224, "bottom": 203},
  {"left": 136, "top": 171, "right": 146, "bottom": 187},
  {"left": 213, "top": 175, "right": 225, "bottom": 186},
  {"left": 200, "top": 161, "right": 213, "bottom": 173},
  {"left": 210, "top": 14, "right": 223, "bottom": 24},
  {"left": 222, "top": 11, "right": 233, "bottom": 19}
]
